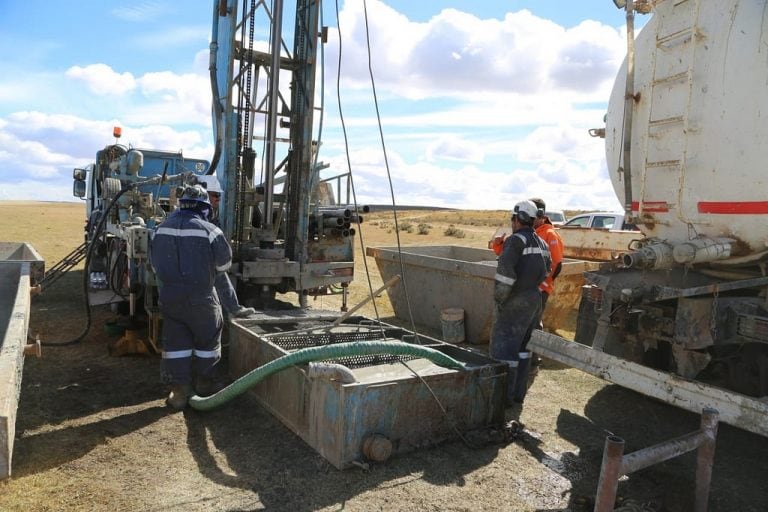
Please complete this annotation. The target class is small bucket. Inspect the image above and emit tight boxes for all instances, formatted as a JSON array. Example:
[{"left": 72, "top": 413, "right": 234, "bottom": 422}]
[{"left": 441, "top": 308, "right": 465, "bottom": 344}]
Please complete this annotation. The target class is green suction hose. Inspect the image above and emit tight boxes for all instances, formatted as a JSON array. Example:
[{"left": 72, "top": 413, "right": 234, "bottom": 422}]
[{"left": 189, "top": 341, "right": 466, "bottom": 411}]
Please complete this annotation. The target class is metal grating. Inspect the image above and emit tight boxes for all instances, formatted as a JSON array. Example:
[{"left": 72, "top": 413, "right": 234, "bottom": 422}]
[{"left": 266, "top": 327, "right": 421, "bottom": 369}]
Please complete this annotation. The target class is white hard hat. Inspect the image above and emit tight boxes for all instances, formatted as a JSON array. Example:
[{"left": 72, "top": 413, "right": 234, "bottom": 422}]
[
  {"left": 512, "top": 200, "right": 538, "bottom": 223},
  {"left": 198, "top": 175, "right": 222, "bottom": 194},
  {"left": 179, "top": 184, "right": 210, "bottom": 207}
]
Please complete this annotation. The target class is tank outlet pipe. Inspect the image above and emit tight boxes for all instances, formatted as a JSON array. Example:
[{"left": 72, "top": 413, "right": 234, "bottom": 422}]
[
  {"left": 188, "top": 341, "right": 466, "bottom": 411},
  {"left": 622, "top": 242, "right": 674, "bottom": 269},
  {"left": 24, "top": 339, "right": 42, "bottom": 358},
  {"left": 673, "top": 238, "right": 735, "bottom": 265},
  {"left": 308, "top": 362, "right": 357, "bottom": 383}
]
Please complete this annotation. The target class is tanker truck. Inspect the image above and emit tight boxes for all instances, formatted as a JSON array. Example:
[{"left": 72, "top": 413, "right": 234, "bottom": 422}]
[{"left": 530, "top": 0, "right": 768, "bottom": 437}]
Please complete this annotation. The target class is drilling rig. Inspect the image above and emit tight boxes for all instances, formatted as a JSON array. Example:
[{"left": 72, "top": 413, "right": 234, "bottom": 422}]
[
  {"left": 67, "top": 0, "right": 508, "bottom": 469},
  {"left": 209, "top": 0, "right": 356, "bottom": 309}
]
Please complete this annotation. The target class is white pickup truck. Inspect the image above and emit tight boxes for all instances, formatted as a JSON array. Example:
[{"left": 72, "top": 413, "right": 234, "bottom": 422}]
[
  {"left": 557, "top": 212, "right": 643, "bottom": 261},
  {"left": 561, "top": 212, "right": 638, "bottom": 231}
]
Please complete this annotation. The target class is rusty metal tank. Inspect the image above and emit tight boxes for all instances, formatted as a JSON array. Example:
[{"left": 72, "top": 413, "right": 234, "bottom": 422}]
[
  {"left": 605, "top": 0, "right": 768, "bottom": 264},
  {"left": 366, "top": 245, "right": 598, "bottom": 344}
]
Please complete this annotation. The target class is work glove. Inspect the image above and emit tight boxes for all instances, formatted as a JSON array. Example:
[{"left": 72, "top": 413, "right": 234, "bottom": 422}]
[
  {"left": 493, "top": 282, "right": 513, "bottom": 305},
  {"left": 233, "top": 306, "right": 256, "bottom": 318}
]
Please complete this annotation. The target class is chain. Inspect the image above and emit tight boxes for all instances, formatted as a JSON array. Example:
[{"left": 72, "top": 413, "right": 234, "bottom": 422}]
[{"left": 709, "top": 285, "right": 719, "bottom": 343}]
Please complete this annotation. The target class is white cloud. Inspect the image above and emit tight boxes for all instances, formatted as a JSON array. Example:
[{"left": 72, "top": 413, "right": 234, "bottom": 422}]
[
  {"left": 425, "top": 135, "right": 485, "bottom": 163},
  {"left": 61, "top": 63, "right": 211, "bottom": 126},
  {"left": 0, "top": 112, "right": 213, "bottom": 203},
  {"left": 66, "top": 64, "right": 137, "bottom": 96},
  {"left": 135, "top": 71, "right": 212, "bottom": 125},
  {"left": 111, "top": 2, "right": 168, "bottom": 22},
  {"left": 129, "top": 26, "right": 210, "bottom": 49},
  {"left": 328, "top": 2, "right": 624, "bottom": 101},
  {"left": 0, "top": 126, "right": 84, "bottom": 178}
]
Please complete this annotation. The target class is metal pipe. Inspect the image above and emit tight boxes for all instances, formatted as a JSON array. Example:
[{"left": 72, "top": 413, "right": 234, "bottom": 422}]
[
  {"left": 322, "top": 217, "right": 345, "bottom": 227},
  {"left": 307, "top": 362, "right": 357, "bottom": 383},
  {"left": 24, "top": 339, "right": 41, "bottom": 358},
  {"left": 694, "top": 408, "right": 719, "bottom": 512},
  {"left": 595, "top": 436, "right": 625, "bottom": 512},
  {"left": 263, "top": 0, "right": 284, "bottom": 230},
  {"left": 622, "top": 242, "right": 674, "bottom": 269},
  {"left": 621, "top": 430, "right": 706, "bottom": 475},
  {"left": 317, "top": 208, "right": 351, "bottom": 218},
  {"left": 594, "top": 409, "right": 719, "bottom": 512},
  {"left": 331, "top": 275, "right": 401, "bottom": 327},
  {"left": 673, "top": 238, "right": 734, "bottom": 265},
  {"left": 621, "top": 0, "right": 636, "bottom": 219}
]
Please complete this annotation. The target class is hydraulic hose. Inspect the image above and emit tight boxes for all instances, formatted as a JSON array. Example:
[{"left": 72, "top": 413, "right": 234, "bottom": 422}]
[
  {"left": 188, "top": 341, "right": 466, "bottom": 411},
  {"left": 40, "top": 186, "right": 130, "bottom": 346}
]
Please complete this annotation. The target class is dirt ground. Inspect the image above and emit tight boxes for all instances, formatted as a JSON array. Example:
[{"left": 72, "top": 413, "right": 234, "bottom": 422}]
[{"left": 1, "top": 201, "right": 767, "bottom": 511}]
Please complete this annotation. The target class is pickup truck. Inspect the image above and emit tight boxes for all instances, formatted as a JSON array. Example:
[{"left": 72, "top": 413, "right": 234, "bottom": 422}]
[{"left": 561, "top": 212, "right": 639, "bottom": 231}]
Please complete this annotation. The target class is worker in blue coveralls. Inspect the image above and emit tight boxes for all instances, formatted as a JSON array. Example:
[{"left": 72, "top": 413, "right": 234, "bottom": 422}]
[
  {"left": 490, "top": 199, "right": 551, "bottom": 407},
  {"left": 197, "top": 175, "right": 255, "bottom": 318},
  {"left": 149, "top": 184, "right": 231, "bottom": 410}
]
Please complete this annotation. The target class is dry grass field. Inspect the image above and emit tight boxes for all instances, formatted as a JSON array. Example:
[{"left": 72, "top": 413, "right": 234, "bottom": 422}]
[{"left": 0, "top": 201, "right": 766, "bottom": 511}]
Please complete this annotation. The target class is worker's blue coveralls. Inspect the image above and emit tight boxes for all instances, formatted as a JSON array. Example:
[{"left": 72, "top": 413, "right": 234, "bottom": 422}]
[
  {"left": 150, "top": 209, "right": 232, "bottom": 385},
  {"left": 208, "top": 216, "right": 241, "bottom": 315},
  {"left": 490, "top": 227, "right": 550, "bottom": 405}
]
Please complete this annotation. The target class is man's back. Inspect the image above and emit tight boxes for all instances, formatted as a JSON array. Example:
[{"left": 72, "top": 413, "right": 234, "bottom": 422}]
[{"left": 150, "top": 209, "right": 232, "bottom": 302}]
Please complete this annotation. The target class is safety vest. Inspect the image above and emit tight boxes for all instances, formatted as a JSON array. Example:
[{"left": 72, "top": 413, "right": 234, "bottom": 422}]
[{"left": 535, "top": 221, "right": 564, "bottom": 295}]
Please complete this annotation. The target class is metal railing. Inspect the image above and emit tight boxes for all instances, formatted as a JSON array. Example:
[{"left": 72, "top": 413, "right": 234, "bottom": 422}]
[{"left": 595, "top": 408, "right": 719, "bottom": 512}]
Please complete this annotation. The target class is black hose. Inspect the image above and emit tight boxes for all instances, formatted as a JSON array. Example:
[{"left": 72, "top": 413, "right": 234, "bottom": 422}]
[{"left": 40, "top": 187, "right": 131, "bottom": 346}]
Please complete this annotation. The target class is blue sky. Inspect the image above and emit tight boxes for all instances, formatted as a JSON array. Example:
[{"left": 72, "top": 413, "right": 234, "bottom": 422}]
[{"left": 0, "top": 0, "right": 639, "bottom": 210}]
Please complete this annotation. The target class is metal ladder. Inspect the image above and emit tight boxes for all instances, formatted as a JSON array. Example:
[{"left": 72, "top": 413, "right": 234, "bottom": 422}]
[
  {"left": 638, "top": 0, "right": 702, "bottom": 218},
  {"left": 38, "top": 241, "right": 87, "bottom": 292}
]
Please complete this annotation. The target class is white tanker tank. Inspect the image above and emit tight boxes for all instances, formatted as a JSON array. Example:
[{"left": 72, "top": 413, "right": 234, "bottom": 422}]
[
  {"left": 605, "top": 0, "right": 768, "bottom": 268},
  {"left": 530, "top": 0, "right": 768, "bottom": 438}
]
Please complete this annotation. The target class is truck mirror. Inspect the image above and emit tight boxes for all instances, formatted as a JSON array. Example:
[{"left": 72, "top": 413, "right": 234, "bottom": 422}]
[
  {"left": 73, "top": 180, "right": 86, "bottom": 198},
  {"left": 73, "top": 168, "right": 88, "bottom": 181}
]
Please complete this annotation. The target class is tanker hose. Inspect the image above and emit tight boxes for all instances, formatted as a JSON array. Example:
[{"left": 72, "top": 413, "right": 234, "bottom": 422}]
[{"left": 188, "top": 341, "right": 466, "bottom": 411}]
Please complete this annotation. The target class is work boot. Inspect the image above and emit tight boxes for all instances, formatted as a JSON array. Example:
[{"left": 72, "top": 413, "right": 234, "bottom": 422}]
[
  {"left": 233, "top": 306, "right": 256, "bottom": 318},
  {"left": 195, "top": 375, "right": 229, "bottom": 397},
  {"left": 166, "top": 383, "right": 192, "bottom": 411}
]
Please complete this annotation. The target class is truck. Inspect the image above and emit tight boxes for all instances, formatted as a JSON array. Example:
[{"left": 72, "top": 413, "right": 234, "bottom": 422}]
[
  {"left": 560, "top": 212, "right": 638, "bottom": 231},
  {"left": 529, "top": 0, "right": 768, "bottom": 437}
]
